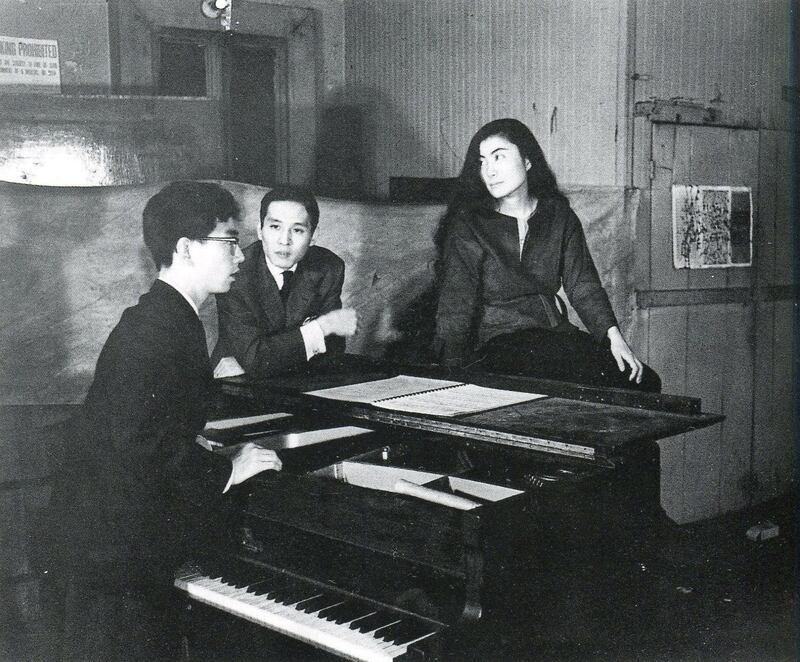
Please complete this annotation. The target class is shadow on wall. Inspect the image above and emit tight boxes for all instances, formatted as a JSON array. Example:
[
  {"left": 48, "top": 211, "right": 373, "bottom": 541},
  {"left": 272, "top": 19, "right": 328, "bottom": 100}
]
[
  {"left": 0, "top": 183, "right": 159, "bottom": 405},
  {"left": 313, "top": 86, "right": 450, "bottom": 201},
  {"left": 313, "top": 102, "right": 365, "bottom": 199},
  {"left": 311, "top": 87, "right": 452, "bottom": 361}
]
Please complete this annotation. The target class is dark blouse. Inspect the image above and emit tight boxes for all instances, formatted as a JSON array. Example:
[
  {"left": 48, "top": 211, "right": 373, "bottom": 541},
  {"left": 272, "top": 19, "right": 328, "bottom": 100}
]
[{"left": 434, "top": 197, "right": 618, "bottom": 363}]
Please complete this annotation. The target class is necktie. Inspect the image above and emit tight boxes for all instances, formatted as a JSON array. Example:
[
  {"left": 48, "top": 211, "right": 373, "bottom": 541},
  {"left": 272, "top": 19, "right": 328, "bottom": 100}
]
[{"left": 280, "top": 270, "right": 293, "bottom": 303}]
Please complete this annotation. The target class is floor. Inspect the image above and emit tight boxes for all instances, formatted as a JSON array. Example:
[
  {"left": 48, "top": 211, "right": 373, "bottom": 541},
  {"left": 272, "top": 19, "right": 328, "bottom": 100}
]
[
  {"left": 1, "top": 492, "right": 795, "bottom": 661},
  {"left": 536, "top": 493, "right": 796, "bottom": 662}
]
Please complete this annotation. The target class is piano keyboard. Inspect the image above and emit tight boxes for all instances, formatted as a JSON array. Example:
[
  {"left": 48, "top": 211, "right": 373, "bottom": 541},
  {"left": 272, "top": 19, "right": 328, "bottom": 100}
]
[{"left": 175, "top": 566, "right": 440, "bottom": 662}]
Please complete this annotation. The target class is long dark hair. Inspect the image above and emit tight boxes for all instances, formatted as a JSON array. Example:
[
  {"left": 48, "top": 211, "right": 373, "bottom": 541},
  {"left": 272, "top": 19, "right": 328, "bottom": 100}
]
[
  {"left": 389, "top": 120, "right": 566, "bottom": 362},
  {"left": 434, "top": 118, "right": 566, "bottom": 260}
]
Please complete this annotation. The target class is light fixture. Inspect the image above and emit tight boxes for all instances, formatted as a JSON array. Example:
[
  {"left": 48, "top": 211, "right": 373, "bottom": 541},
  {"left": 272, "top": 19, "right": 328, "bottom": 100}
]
[{"left": 200, "top": 0, "right": 232, "bottom": 31}]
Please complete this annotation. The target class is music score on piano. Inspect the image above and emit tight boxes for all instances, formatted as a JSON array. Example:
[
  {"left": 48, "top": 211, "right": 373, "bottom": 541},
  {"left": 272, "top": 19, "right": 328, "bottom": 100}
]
[
  {"left": 175, "top": 564, "right": 442, "bottom": 662},
  {"left": 305, "top": 374, "right": 546, "bottom": 417}
]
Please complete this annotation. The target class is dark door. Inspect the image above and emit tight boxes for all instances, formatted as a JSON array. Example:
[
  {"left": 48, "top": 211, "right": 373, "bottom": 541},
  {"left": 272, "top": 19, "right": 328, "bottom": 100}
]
[{"left": 227, "top": 39, "right": 276, "bottom": 186}]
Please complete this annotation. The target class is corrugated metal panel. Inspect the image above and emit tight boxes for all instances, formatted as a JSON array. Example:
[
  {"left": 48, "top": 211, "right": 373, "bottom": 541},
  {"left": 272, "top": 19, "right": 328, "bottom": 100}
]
[
  {"left": 344, "top": 0, "right": 623, "bottom": 196},
  {"left": 634, "top": 0, "right": 791, "bottom": 129}
]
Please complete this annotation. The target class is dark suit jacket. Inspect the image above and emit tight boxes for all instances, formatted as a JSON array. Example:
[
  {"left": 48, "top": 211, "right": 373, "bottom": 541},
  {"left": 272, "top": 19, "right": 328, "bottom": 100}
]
[
  {"left": 50, "top": 280, "right": 232, "bottom": 587},
  {"left": 212, "top": 241, "right": 346, "bottom": 377}
]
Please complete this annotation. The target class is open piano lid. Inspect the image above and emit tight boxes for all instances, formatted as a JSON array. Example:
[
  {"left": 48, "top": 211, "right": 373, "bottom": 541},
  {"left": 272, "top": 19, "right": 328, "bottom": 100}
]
[{"left": 221, "top": 359, "right": 723, "bottom": 462}]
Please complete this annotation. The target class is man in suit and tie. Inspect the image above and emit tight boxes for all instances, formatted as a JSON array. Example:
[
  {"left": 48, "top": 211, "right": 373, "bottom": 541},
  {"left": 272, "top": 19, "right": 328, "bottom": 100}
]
[{"left": 212, "top": 185, "right": 358, "bottom": 377}]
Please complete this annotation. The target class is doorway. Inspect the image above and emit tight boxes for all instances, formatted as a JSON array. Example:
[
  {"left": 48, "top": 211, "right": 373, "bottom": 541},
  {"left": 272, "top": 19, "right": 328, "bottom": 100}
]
[
  {"left": 224, "top": 35, "right": 287, "bottom": 186},
  {"left": 154, "top": 29, "right": 287, "bottom": 186}
]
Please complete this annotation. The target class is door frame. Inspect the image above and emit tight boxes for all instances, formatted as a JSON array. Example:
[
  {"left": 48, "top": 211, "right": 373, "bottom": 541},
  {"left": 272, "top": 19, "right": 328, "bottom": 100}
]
[
  {"left": 151, "top": 27, "right": 289, "bottom": 184},
  {"left": 220, "top": 33, "right": 288, "bottom": 185}
]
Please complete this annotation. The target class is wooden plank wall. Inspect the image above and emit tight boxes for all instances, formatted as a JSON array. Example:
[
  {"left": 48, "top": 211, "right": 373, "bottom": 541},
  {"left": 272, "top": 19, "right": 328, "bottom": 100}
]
[
  {"left": 633, "top": 0, "right": 791, "bottom": 130},
  {"left": 752, "top": 131, "right": 795, "bottom": 501},
  {"left": 342, "top": 0, "right": 625, "bottom": 196},
  {"left": 629, "top": 0, "right": 794, "bottom": 523},
  {"left": 632, "top": 122, "right": 794, "bottom": 524}
]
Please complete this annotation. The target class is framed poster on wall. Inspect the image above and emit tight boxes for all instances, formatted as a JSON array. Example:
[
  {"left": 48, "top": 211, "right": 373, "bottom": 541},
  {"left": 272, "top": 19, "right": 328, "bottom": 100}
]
[{"left": 672, "top": 185, "right": 752, "bottom": 269}]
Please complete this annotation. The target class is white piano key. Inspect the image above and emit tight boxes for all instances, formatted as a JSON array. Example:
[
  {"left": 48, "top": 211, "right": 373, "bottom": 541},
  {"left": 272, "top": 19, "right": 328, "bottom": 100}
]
[{"left": 176, "top": 574, "right": 414, "bottom": 662}]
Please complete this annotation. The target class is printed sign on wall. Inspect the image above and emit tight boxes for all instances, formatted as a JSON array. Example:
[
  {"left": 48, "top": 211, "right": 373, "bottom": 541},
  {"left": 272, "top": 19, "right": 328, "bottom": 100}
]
[
  {"left": 672, "top": 185, "right": 752, "bottom": 269},
  {"left": 0, "top": 36, "right": 61, "bottom": 93}
]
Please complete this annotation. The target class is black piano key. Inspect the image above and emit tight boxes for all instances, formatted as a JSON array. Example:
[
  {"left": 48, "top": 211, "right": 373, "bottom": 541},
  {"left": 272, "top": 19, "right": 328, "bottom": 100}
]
[
  {"left": 245, "top": 576, "right": 288, "bottom": 596},
  {"left": 271, "top": 582, "right": 316, "bottom": 606},
  {"left": 349, "top": 610, "right": 399, "bottom": 633},
  {"left": 201, "top": 566, "right": 226, "bottom": 582},
  {"left": 316, "top": 601, "right": 352, "bottom": 621},
  {"left": 211, "top": 561, "right": 274, "bottom": 588},
  {"left": 319, "top": 601, "right": 373, "bottom": 625},
  {"left": 218, "top": 570, "right": 270, "bottom": 590},
  {"left": 294, "top": 593, "right": 341, "bottom": 614},
  {"left": 374, "top": 618, "right": 435, "bottom": 646},
  {"left": 371, "top": 619, "right": 406, "bottom": 642},
  {"left": 262, "top": 578, "right": 303, "bottom": 600}
]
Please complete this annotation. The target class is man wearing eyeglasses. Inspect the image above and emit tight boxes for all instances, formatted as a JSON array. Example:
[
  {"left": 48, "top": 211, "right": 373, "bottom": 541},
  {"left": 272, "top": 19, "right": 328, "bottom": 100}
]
[
  {"left": 212, "top": 184, "right": 358, "bottom": 378},
  {"left": 48, "top": 181, "right": 283, "bottom": 660}
]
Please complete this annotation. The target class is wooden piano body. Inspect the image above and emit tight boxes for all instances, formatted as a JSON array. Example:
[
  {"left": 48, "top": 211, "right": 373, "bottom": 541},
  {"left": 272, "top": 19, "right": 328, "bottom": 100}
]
[{"left": 176, "top": 364, "right": 722, "bottom": 661}]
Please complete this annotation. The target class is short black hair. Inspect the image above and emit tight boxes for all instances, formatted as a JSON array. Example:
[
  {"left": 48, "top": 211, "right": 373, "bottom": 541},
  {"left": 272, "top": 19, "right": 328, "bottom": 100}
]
[
  {"left": 142, "top": 181, "right": 240, "bottom": 268},
  {"left": 259, "top": 185, "right": 320, "bottom": 232}
]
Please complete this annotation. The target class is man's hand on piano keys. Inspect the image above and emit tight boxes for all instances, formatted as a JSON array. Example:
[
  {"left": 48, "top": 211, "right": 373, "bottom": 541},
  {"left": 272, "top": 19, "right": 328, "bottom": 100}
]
[{"left": 227, "top": 442, "right": 283, "bottom": 486}]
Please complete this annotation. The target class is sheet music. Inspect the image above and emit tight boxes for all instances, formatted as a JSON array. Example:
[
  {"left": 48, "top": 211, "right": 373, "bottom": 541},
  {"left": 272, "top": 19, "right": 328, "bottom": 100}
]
[
  {"left": 306, "top": 375, "right": 545, "bottom": 417},
  {"left": 374, "top": 383, "right": 545, "bottom": 417},
  {"left": 306, "top": 375, "right": 462, "bottom": 403}
]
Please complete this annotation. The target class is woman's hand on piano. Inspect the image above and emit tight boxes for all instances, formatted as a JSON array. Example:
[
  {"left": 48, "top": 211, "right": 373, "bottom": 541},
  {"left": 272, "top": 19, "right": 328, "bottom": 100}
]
[
  {"left": 607, "top": 326, "right": 643, "bottom": 384},
  {"left": 228, "top": 442, "right": 283, "bottom": 486}
]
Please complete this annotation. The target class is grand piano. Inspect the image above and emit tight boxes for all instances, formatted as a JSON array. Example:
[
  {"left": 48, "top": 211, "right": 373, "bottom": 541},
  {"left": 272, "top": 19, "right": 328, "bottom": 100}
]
[{"left": 175, "top": 361, "right": 722, "bottom": 661}]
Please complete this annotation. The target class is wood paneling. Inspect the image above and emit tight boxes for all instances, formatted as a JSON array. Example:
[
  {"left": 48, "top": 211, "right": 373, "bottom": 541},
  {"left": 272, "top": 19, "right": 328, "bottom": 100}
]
[
  {"left": 649, "top": 123, "right": 758, "bottom": 292},
  {"left": 683, "top": 304, "right": 725, "bottom": 521},
  {"left": 649, "top": 123, "right": 685, "bottom": 290},
  {"left": 717, "top": 303, "right": 756, "bottom": 511},
  {"left": 758, "top": 130, "right": 795, "bottom": 288},
  {"left": 638, "top": 118, "right": 793, "bottom": 521},
  {"left": 753, "top": 300, "right": 796, "bottom": 500},
  {"left": 631, "top": 0, "right": 794, "bottom": 522},
  {"left": 651, "top": 302, "right": 760, "bottom": 523},
  {"left": 634, "top": 0, "right": 792, "bottom": 130},
  {"left": 648, "top": 305, "right": 688, "bottom": 520},
  {"left": 343, "top": 0, "right": 624, "bottom": 196}
]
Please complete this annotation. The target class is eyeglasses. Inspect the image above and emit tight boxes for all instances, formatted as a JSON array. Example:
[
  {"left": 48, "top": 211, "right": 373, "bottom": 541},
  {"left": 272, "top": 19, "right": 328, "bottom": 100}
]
[{"left": 197, "top": 236, "right": 240, "bottom": 255}]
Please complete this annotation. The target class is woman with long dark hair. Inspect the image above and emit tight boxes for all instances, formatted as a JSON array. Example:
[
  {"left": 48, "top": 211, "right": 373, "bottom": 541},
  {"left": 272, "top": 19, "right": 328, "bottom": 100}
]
[{"left": 433, "top": 118, "right": 660, "bottom": 391}]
